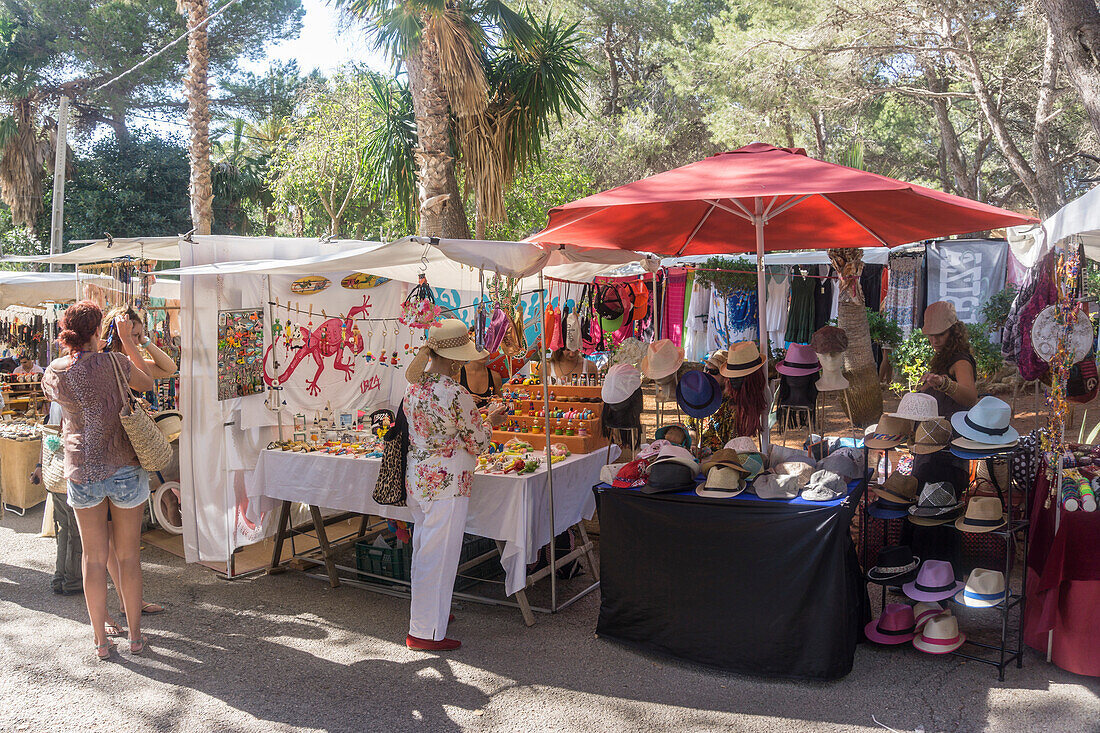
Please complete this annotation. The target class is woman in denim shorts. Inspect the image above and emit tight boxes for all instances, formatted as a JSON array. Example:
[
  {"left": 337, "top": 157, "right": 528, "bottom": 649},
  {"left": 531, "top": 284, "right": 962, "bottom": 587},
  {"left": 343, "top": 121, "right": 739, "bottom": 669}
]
[{"left": 43, "top": 301, "right": 155, "bottom": 660}]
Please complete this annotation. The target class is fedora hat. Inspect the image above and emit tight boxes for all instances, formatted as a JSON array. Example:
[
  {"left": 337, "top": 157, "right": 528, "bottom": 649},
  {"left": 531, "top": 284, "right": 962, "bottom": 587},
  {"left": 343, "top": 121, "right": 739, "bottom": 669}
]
[
  {"left": 867, "top": 544, "right": 920, "bottom": 584},
  {"left": 636, "top": 439, "right": 671, "bottom": 462},
  {"left": 912, "top": 612, "right": 966, "bottom": 654},
  {"left": 950, "top": 396, "right": 1019, "bottom": 445},
  {"left": 720, "top": 341, "right": 763, "bottom": 378},
  {"left": 864, "top": 415, "right": 913, "bottom": 450},
  {"left": 640, "top": 339, "right": 684, "bottom": 380},
  {"left": 873, "top": 472, "right": 919, "bottom": 504},
  {"left": 154, "top": 410, "right": 183, "bottom": 442},
  {"left": 704, "top": 349, "right": 728, "bottom": 373},
  {"left": 776, "top": 343, "right": 820, "bottom": 377},
  {"left": 921, "top": 301, "right": 959, "bottom": 336},
  {"left": 675, "top": 370, "right": 723, "bottom": 418},
  {"left": 739, "top": 451, "right": 765, "bottom": 479},
  {"left": 649, "top": 444, "right": 700, "bottom": 474},
  {"left": 802, "top": 470, "right": 847, "bottom": 501},
  {"left": 913, "top": 601, "right": 945, "bottom": 629},
  {"left": 955, "top": 496, "right": 1007, "bottom": 532},
  {"left": 864, "top": 603, "right": 916, "bottom": 645},
  {"left": 953, "top": 568, "right": 1007, "bottom": 608},
  {"left": 407, "top": 318, "right": 488, "bottom": 380},
  {"left": 700, "top": 449, "right": 748, "bottom": 475},
  {"left": 902, "top": 559, "right": 964, "bottom": 602},
  {"left": 638, "top": 461, "right": 697, "bottom": 494},
  {"left": 908, "top": 482, "right": 962, "bottom": 518},
  {"left": 602, "top": 364, "right": 642, "bottom": 405},
  {"left": 696, "top": 465, "right": 747, "bottom": 498},
  {"left": 951, "top": 436, "right": 1019, "bottom": 453},
  {"left": 868, "top": 497, "right": 912, "bottom": 519},
  {"left": 887, "top": 392, "right": 940, "bottom": 422},
  {"left": 754, "top": 461, "right": 814, "bottom": 500},
  {"left": 912, "top": 418, "right": 952, "bottom": 455}
]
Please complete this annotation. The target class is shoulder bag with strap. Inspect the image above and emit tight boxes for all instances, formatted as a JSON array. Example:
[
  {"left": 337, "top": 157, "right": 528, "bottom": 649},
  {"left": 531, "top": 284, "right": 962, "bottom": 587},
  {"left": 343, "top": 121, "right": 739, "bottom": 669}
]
[
  {"left": 108, "top": 353, "right": 172, "bottom": 472},
  {"left": 373, "top": 401, "right": 409, "bottom": 506}
]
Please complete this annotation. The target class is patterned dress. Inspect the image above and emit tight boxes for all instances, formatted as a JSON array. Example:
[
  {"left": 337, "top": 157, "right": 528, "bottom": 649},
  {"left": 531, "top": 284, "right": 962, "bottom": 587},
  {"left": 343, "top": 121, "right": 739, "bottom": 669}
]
[{"left": 404, "top": 372, "right": 493, "bottom": 502}]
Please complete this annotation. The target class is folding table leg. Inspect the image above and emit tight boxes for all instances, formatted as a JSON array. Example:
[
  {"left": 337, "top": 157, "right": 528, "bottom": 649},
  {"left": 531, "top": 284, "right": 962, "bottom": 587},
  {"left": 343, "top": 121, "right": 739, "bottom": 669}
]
[
  {"left": 308, "top": 504, "right": 341, "bottom": 589},
  {"left": 268, "top": 500, "right": 292, "bottom": 572},
  {"left": 497, "top": 540, "right": 536, "bottom": 626},
  {"left": 575, "top": 521, "right": 600, "bottom": 581},
  {"left": 356, "top": 513, "right": 370, "bottom": 538}
]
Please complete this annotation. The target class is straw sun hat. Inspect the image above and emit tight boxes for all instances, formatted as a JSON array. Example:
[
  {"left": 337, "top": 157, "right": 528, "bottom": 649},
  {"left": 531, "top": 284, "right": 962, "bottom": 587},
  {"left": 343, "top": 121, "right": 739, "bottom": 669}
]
[{"left": 406, "top": 319, "right": 487, "bottom": 381}]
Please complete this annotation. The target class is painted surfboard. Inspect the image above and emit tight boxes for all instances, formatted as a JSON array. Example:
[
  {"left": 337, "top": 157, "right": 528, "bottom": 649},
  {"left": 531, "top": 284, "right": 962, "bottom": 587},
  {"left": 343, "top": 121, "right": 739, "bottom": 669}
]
[
  {"left": 341, "top": 272, "right": 391, "bottom": 290},
  {"left": 290, "top": 275, "right": 330, "bottom": 295}
]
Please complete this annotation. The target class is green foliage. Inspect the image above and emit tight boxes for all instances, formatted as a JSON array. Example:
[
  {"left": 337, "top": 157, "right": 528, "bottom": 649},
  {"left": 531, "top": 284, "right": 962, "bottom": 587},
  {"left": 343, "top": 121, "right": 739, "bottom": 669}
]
[
  {"left": 890, "top": 331, "right": 935, "bottom": 390},
  {"left": 867, "top": 308, "right": 902, "bottom": 350},
  {"left": 483, "top": 158, "right": 596, "bottom": 240},
  {"left": 0, "top": 223, "right": 45, "bottom": 264},
  {"left": 979, "top": 285, "right": 1018, "bottom": 332},
  {"left": 966, "top": 323, "right": 1003, "bottom": 379},
  {"left": 361, "top": 73, "right": 418, "bottom": 232},
  {"left": 60, "top": 131, "right": 191, "bottom": 242},
  {"left": 692, "top": 257, "right": 758, "bottom": 293}
]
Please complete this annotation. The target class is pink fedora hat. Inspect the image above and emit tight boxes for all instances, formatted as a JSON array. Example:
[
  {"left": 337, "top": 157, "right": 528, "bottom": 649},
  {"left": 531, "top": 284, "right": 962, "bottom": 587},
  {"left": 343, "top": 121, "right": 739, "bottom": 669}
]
[
  {"left": 902, "top": 559, "right": 964, "bottom": 602},
  {"left": 864, "top": 603, "right": 916, "bottom": 645},
  {"left": 776, "top": 343, "right": 821, "bottom": 377}
]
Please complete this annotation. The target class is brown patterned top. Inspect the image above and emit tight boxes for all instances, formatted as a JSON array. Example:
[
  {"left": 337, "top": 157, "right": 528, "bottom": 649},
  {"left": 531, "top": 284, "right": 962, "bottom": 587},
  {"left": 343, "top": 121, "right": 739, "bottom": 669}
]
[{"left": 43, "top": 352, "right": 139, "bottom": 484}]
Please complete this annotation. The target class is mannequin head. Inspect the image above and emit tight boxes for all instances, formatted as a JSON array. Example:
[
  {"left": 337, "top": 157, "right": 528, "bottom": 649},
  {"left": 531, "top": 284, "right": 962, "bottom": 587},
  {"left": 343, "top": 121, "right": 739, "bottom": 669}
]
[{"left": 816, "top": 352, "right": 849, "bottom": 390}]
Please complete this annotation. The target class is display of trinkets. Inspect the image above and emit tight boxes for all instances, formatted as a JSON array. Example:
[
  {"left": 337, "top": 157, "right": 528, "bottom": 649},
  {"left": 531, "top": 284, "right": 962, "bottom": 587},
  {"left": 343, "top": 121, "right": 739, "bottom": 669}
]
[{"left": 217, "top": 309, "right": 265, "bottom": 401}]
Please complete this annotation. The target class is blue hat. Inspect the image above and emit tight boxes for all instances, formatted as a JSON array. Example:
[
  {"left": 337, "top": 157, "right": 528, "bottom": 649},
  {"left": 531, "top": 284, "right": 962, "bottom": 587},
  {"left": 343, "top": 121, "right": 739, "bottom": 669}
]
[
  {"left": 868, "top": 498, "right": 912, "bottom": 520},
  {"left": 675, "top": 370, "right": 723, "bottom": 418}
]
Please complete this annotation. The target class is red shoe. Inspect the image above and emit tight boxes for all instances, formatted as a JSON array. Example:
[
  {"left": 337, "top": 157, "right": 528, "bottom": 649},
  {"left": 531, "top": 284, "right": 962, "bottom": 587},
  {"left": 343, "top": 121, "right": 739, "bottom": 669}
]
[
  {"left": 406, "top": 634, "right": 461, "bottom": 651},
  {"left": 449, "top": 613, "right": 455, "bottom": 623}
]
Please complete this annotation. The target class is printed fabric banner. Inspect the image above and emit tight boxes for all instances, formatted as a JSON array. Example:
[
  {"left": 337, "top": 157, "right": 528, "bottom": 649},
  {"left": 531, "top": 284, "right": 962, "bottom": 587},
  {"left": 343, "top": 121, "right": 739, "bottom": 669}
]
[{"left": 925, "top": 239, "right": 1008, "bottom": 324}]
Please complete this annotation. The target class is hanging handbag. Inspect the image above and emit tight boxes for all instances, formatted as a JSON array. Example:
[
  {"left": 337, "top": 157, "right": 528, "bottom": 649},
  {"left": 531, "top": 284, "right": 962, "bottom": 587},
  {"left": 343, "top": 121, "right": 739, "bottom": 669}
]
[
  {"left": 373, "top": 402, "right": 409, "bottom": 506},
  {"left": 108, "top": 353, "right": 172, "bottom": 472},
  {"left": 399, "top": 274, "right": 443, "bottom": 329},
  {"left": 40, "top": 424, "right": 66, "bottom": 494}
]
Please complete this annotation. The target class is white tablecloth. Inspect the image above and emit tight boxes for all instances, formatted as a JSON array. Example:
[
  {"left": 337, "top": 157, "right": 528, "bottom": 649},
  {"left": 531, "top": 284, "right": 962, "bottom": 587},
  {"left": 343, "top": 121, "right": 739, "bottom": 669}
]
[{"left": 246, "top": 449, "right": 613, "bottom": 595}]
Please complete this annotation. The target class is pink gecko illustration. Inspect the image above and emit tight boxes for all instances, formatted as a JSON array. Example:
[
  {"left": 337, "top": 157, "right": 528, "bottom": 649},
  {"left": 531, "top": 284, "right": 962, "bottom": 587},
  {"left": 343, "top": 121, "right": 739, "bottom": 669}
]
[{"left": 263, "top": 296, "right": 369, "bottom": 396}]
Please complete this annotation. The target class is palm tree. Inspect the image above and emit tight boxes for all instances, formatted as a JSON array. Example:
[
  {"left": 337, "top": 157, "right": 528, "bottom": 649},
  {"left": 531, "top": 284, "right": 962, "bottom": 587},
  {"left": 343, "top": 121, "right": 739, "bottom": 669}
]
[
  {"left": 828, "top": 247, "right": 882, "bottom": 427},
  {"left": 212, "top": 119, "right": 270, "bottom": 233},
  {"left": 178, "top": 0, "right": 214, "bottom": 235},
  {"left": 332, "top": 0, "right": 540, "bottom": 238}
]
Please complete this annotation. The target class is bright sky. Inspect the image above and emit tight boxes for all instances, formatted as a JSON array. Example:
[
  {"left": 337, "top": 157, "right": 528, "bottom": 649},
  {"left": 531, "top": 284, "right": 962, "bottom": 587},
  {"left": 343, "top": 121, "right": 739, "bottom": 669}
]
[{"left": 245, "top": 0, "right": 393, "bottom": 75}]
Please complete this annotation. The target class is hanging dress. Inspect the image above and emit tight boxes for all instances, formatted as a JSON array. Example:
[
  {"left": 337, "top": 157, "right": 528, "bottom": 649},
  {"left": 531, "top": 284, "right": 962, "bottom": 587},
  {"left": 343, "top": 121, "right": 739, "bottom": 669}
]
[{"left": 784, "top": 275, "right": 815, "bottom": 345}]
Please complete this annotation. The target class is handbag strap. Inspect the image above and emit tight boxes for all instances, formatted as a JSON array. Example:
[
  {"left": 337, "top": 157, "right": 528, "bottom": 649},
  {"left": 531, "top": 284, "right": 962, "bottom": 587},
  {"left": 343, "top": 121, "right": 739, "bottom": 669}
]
[{"left": 106, "top": 353, "right": 133, "bottom": 412}]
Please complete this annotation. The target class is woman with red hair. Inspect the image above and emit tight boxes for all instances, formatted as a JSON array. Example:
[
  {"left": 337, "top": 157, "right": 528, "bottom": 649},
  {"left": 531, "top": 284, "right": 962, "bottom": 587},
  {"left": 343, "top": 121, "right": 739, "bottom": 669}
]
[{"left": 42, "top": 301, "right": 154, "bottom": 659}]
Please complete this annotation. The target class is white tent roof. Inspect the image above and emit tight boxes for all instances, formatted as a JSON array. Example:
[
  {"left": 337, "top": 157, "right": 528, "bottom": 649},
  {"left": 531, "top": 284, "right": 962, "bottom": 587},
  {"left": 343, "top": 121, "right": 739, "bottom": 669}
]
[
  {"left": 591, "top": 245, "right": 898, "bottom": 278},
  {"left": 1008, "top": 185, "right": 1100, "bottom": 266},
  {"left": 160, "top": 236, "right": 643, "bottom": 287},
  {"left": 0, "top": 271, "right": 179, "bottom": 309},
  {"left": 3, "top": 236, "right": 181, "bottom": 264}
]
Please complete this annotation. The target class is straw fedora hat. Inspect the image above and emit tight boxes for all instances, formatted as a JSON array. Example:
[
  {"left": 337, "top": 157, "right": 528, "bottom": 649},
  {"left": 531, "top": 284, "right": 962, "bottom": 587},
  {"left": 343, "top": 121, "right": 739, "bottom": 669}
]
[
  {"left": 913, "top": 601, "right": 945, "bottom": 629},
  {"left": 704, "top": 349, "right": 728, "bottom": 373},
  {"left": 911, "top": 418, "right": 951, "bottom": 455},
  {"left": 950, "top": 396, "right": 1019, "bottom": 446},
  {"left": 912, "top": 612, "right": 966, "bottom": 654},
  {"left": 720, "top": 341, "right": 763, "bottom": 378},
  {"left": 700, "top": 448, "right": 748, "bottom": 476},
  {"left": 953, "top": 568, "right": 1007, "bottom": 608},
  {"left": 873, "top": 472, "right": 919, "bottom": 504},
  {"left": 695, "top": 465, "right": 747, "bottom": 498},
  {"left": 153, "top": 411, "right": 183, "bottom": 442},
  {"left": 886, "top": 392, "right": 940, "bottom": 422},
  {"left": 640, "top": 339, "right": 684, "bottom": 380},
  {"left": 954, "top": 496, "right": 1007, "bottom": 533},
  {"left": 864, "top": 415, "right": 913, "bottom": 450},
  {"left": 406, "top": 319, "right": 487, "bottom": 380}
]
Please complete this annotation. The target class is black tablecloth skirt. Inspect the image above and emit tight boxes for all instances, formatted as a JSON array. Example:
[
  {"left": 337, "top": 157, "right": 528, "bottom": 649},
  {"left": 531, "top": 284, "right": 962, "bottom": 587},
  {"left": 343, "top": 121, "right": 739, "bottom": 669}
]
[{"left": 595, "top": 486, "right": 870, "bottom": 680}]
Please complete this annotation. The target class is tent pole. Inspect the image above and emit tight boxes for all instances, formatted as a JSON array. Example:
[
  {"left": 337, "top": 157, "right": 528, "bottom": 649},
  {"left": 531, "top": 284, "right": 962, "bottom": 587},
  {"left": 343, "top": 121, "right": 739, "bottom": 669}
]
[
  {"left": 539, "top": 272, "right": 557, "bottom": 611},
  {"left": 755, "top": 197, "right": 771, "bottom": 452}
]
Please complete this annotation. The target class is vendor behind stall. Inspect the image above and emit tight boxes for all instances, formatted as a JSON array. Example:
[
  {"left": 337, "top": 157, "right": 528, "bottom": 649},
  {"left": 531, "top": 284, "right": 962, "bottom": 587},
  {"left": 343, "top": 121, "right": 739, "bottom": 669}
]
[
  {"left": 458, "top": 352, "right": 501, "bottom": 408},
  {"left": 917, "top": 301, "right": 977, "bottom": 417},
  {"left": 548, "top": 346, "right": 596, "bottom": 384}
]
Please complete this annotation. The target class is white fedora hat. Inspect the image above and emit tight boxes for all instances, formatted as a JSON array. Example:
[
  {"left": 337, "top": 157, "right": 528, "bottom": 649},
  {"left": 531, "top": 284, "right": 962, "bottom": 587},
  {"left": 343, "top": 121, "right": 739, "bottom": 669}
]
[
  {"left": 953, "top": 568, "right": 1007, "bottom": 608},
  {"left": 886, "top": 392, "right": 940, "bottom": 422},
  {"left": 649, "top": 444, "right": 700, "bottom": 474},
  {"left": 640, "top": 339, "right": 684, "bottom": 380},
  {"left": 912, "top": 612, "right": 966, "bottom": 654},
  {"left": 950, "top": 396, "right": 1019, "bottom": 445}
]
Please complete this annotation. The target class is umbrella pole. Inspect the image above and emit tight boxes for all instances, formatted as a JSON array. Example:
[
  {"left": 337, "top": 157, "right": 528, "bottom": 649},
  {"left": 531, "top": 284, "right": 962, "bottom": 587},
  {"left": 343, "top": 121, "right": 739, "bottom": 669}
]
[{"left": 755, "top": 197, "right": 771, "bottom": 453}]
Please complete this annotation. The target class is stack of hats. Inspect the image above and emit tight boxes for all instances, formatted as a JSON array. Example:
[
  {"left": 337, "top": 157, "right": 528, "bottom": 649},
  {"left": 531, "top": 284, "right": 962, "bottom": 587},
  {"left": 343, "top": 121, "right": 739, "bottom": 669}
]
[
  {"left": 696, "top": 448, "right": 749, "bottom": 498},
  {"left": 868, "top": 472, "right": 919, "bottom": 519},
  {"left": 908, "top": 482, "right": 964, "bottom": 525},
  {"left": 636, "top": 444, "right": 700, "bottom": 495},
  {"left": 949, "top": 396, "right": 1019, "bottom": 458},
  {"left": 865, "top": 393, "right": 942, "bottom": 452},
  {"left": 803, "top": 448, "right": 863, "bottom": 501}
]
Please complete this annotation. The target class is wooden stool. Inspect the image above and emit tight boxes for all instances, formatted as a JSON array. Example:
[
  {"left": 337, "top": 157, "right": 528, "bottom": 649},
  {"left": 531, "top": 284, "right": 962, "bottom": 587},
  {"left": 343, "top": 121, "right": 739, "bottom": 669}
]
[{"left": 817, "top": 388, "right": 855, "bottom": 432}]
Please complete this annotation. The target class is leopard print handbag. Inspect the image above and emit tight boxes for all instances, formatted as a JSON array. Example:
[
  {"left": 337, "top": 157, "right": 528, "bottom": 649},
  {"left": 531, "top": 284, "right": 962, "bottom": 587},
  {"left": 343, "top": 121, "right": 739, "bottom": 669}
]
[{"left": 373, "top": 403, "right": 408, "bottom": 506}]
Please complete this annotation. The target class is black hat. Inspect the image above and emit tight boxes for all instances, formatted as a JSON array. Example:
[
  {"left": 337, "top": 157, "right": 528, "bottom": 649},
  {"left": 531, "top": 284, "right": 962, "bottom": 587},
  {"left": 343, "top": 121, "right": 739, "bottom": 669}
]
[
  {"left": 867, "top": 544, "right": 921, "bottom": 584},
  {"left": 638, "top": 461, "right": 698, "bottom": 495}
]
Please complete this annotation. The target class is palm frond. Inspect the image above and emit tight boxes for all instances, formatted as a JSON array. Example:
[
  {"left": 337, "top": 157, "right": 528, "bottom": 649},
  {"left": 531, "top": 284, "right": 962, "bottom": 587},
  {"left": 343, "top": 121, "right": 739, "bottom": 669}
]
[
  {"left": 363, "top": 73, "right": 419, "bottom": 230},
  {"left": 427, "top": 5, "right": 488, "bottom": 118}
]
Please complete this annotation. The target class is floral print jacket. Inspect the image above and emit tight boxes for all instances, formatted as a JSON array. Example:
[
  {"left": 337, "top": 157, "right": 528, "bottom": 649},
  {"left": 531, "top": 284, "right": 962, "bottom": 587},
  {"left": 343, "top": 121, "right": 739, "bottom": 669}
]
[{"left": 404, "top": 372, "right": 493, "bottom": 502}]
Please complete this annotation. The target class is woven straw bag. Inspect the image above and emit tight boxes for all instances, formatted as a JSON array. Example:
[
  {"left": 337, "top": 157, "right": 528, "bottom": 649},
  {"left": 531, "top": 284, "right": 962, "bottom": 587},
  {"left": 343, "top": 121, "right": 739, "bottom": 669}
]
[
  {"left": 40, "top": 425, "right": 67, "bottom": 494},
  {"left": 108, "top": 354, "right": 172, "bottom": 472}
]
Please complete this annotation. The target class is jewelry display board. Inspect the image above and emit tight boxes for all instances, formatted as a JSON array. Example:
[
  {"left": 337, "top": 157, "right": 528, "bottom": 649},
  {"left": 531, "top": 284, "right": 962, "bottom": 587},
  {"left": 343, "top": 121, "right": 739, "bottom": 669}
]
[{"left": 218, "top": 309, "right": 265, "bottom": 401}]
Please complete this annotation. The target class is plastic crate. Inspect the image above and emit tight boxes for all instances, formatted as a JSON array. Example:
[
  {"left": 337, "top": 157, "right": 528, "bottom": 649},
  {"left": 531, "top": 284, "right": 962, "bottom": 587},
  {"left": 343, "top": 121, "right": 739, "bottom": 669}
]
[{"left": 354, "top": 533, "right": 502, "bottom": 590}]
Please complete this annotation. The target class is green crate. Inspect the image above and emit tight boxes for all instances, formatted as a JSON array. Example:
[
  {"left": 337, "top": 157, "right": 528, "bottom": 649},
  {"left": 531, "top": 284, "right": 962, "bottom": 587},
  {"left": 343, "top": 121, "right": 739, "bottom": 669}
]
[{"left": 353, "top": 533, "right": 502, "bottom": 590}]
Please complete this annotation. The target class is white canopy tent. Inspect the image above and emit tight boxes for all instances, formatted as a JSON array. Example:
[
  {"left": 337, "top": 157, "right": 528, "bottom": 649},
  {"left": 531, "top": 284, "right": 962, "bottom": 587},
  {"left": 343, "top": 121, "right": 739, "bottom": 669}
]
[
  {"left": 0, "top": 271, "right": 179, "bottom": 308},
  {"left": 2, "top": 236, "right": 182, "bottom": 264},
  {"left": 1008, "top": 186, "right": 1100, "bottom": 266}
]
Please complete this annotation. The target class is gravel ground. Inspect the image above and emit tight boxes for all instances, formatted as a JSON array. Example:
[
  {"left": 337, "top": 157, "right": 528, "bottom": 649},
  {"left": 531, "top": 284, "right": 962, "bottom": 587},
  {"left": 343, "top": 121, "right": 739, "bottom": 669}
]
[{"left": 2, "top": 506, "right": 1098, "bottom": 733}]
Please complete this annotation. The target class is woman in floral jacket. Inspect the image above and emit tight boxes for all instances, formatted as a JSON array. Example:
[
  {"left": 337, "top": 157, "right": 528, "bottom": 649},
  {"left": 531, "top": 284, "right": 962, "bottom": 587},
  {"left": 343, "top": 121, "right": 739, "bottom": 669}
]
[{"left": 403, "top": 319, "right": 506, "bottom": 651}]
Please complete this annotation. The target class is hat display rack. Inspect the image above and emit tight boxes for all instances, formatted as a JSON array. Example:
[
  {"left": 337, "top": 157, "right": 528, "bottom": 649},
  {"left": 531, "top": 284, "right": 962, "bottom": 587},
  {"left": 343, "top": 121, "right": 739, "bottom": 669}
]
[{"left": 858, "top": 405, "right": 1031, "bottom": 680}]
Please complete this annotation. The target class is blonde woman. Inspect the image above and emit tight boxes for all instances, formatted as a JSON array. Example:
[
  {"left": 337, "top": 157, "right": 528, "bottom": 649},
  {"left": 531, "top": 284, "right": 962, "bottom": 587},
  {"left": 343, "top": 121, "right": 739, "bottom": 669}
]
[{"left": 403, "top": 319, "right": 506, "bottom": 650}]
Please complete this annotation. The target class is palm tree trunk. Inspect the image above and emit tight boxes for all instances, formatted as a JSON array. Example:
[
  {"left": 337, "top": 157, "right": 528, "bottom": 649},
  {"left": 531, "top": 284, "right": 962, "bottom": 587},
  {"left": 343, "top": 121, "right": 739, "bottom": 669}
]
[
  {"left": 405, "top": 18, "right": 471, "bottom": 239},
  {"left": 180, "top": 0, "right": 213, "bottom": 235},
  {"left": 829, "top": 248, "right": 882, "bottom": 427},
  {"left": 0, "top": 97, "right": 47, "bottom": 234}
]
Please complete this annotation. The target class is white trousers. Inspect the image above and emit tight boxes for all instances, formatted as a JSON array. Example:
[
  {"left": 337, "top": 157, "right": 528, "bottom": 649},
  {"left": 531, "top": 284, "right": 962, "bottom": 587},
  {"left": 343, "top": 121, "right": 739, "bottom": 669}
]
[{"left": 407, "top": 494, "right": 469, "bottom": 641}]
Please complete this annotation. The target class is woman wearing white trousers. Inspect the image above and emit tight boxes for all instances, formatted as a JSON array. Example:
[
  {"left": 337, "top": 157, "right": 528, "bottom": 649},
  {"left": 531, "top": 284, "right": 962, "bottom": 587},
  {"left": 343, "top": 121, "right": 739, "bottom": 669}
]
[{"left": 403, "top": 319, "right": 506, "bottom": 650}]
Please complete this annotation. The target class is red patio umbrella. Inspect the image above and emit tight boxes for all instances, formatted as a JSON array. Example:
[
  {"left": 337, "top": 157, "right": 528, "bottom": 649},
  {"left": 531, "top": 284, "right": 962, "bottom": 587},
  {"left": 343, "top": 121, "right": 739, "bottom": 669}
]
[{"left": 528, "top": 143, "right": 1037, "bottom": 445}]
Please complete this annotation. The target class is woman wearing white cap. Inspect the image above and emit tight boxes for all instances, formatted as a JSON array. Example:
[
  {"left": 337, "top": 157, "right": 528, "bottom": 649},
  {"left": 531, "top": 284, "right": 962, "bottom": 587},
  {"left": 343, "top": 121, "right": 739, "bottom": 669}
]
[
  {"left": 917, "top": 301, "right": 978, "bottom": 419},
  {"left": 403, "top": 319, "right": 507, "bottom": 651}
]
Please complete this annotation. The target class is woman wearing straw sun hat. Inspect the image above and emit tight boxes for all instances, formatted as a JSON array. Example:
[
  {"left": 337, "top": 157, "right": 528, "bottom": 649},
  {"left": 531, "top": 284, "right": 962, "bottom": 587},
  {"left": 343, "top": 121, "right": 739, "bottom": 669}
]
[
  {"left": 917, "top": 301, "right": 978, "bottom": 418},
  {"left": 403, "top": 319, "right": 508, "bottom": 651}
]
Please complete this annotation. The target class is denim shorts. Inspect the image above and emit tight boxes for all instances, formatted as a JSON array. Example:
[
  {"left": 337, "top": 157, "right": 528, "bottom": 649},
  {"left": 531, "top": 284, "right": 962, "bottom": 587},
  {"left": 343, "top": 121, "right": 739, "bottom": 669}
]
[{"left": 67, "top": 465, "right": 150, "bottom": 510}]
